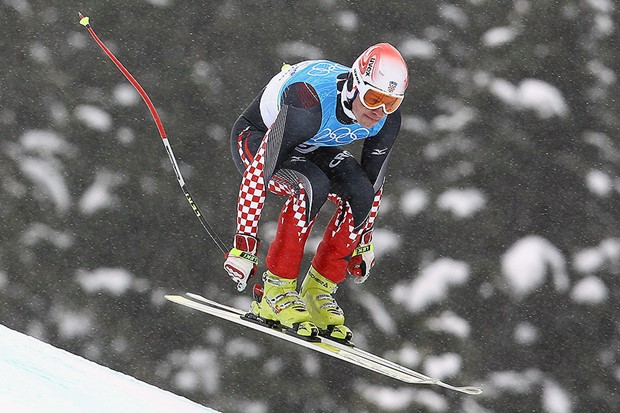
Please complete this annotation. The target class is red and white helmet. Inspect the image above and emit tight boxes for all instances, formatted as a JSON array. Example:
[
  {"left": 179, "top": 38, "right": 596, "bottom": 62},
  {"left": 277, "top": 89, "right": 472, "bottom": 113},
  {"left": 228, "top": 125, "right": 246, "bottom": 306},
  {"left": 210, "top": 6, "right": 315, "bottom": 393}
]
[{"left": 348, "top": 43, "right": 409, "bottom": 114}]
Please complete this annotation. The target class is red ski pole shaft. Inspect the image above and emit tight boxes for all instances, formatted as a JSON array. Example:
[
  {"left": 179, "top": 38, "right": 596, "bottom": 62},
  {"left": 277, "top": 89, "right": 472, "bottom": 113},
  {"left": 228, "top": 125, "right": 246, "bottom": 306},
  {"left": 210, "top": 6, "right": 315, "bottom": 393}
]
[
  {"left": 78, "top": 13, "right": 228, "bottom": 254},
  {"left": 78, "top": 13, "right": 166, "bottom": 140}
]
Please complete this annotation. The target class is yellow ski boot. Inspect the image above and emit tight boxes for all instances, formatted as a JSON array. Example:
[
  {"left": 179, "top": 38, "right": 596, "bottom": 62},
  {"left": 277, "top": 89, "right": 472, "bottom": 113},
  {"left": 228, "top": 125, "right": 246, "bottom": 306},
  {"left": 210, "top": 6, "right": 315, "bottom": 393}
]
[
  {"left": 251, "top": 271, "right": 318, "bottom": 339},
  {"left": 300, "top": 267, "right": 353, "bottom": 343}
]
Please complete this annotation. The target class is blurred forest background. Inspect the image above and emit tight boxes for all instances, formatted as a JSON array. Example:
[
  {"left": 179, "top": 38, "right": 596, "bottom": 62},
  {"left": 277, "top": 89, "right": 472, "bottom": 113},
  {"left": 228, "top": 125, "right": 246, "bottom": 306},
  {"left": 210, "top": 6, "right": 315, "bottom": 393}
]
[{"left": 1, "top": 0, "right": 619, "bottom": 412}]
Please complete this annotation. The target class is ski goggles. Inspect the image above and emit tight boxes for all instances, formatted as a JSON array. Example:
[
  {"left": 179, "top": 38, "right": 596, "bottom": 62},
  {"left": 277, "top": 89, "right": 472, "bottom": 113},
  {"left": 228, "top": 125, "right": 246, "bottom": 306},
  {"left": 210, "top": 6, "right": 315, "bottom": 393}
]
[{"left": 358, "top": 85, "right": 404, "bottom": 114}]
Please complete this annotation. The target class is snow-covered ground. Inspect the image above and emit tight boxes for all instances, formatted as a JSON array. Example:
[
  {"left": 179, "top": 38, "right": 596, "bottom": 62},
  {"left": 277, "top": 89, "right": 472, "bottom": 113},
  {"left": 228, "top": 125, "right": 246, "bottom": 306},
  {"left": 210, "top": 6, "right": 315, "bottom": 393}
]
[{"left": 0, "top": 324, "right": 218, "bottom": 413}]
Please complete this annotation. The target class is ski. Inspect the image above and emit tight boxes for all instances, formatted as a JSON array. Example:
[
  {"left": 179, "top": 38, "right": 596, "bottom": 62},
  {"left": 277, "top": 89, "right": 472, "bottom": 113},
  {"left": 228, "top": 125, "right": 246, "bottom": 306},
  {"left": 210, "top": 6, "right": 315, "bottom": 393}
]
[{"left": 165, "top": 293, "right": 482, "bottom": 395}]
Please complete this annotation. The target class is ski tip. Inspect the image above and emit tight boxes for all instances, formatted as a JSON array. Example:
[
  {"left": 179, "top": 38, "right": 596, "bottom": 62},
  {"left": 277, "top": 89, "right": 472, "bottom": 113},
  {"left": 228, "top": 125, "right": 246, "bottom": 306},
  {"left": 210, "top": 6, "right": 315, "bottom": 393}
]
[
  {"left": 78, "top": 13, "right": 90, "bottom": 28},
  {"left": 459, "top": 386, "right": 483, "bottom": 395}
]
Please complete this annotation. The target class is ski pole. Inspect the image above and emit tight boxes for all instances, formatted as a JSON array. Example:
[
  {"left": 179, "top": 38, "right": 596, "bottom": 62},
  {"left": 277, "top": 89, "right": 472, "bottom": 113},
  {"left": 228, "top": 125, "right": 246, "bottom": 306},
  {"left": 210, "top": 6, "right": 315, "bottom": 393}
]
[{"left": 78, "top": 13, "right": 228, "bottom": 254}]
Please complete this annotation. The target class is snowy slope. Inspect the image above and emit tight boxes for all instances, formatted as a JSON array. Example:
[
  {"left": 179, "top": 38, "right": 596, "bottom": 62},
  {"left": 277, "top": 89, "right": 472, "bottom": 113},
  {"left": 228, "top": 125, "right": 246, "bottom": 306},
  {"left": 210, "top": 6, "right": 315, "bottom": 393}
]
[{"left": 0, "top": 325, "right": 218, "bottom": 413}]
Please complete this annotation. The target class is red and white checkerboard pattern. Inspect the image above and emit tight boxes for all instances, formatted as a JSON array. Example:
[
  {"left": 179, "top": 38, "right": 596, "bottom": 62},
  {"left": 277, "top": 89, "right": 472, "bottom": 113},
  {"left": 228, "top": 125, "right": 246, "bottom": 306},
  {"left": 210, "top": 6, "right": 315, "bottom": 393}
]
[
  {"left": 235, "top": 145, "right": 314, "bottom": 238},
  {"left": 326, "top": 200, "right": 357, "bottom": 243},
  {"left": 361, "top": 184, "right": 383, "bottom": 233},
  {"left": 235, "top": 108, "right": 290, "bottom": 237},
  {"left": 236, "top": 135, "right": 268, "bottom": 236},
  {"left": 325, "top": 184, "right": 382, "bottom": 243},
  {"left": 269, "top": 175, "right": 311, "bottom": 236}
]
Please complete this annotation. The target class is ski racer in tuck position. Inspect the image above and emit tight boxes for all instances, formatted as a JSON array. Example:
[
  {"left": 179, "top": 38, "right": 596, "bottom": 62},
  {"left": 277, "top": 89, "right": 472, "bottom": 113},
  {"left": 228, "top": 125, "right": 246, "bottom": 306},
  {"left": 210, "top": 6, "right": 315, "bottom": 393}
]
[{"left": 224, "top": 43, "right": 409, "bottom": 342}]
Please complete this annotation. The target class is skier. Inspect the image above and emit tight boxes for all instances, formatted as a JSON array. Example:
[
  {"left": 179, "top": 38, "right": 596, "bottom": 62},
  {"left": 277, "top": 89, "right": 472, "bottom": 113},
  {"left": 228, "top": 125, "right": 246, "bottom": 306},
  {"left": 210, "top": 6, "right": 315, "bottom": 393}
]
[{"left": 224, "top": 43, "right": 409, "bottom": 341}]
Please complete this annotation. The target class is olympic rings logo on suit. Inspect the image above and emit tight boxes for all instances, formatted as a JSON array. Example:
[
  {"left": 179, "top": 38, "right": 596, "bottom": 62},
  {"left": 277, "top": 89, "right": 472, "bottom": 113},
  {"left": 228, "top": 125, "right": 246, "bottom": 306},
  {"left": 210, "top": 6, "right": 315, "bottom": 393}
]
[
  {"left": 307, "top": 62, "right": 349, "bottom": 77},
  {"left": 310, "top": 126, "right": 371, "bottom": 145}
]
